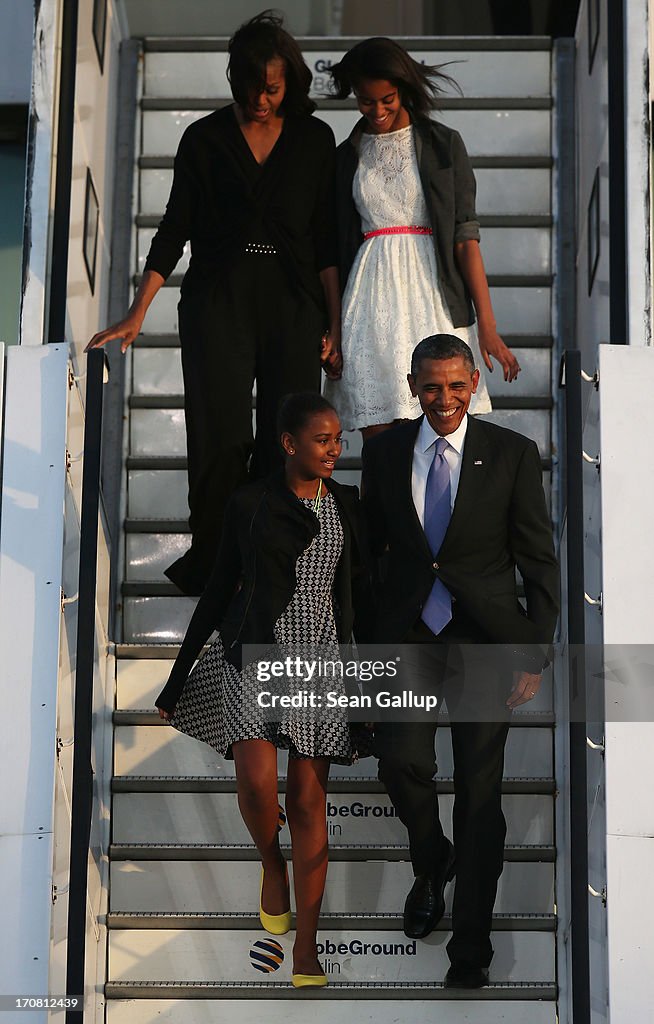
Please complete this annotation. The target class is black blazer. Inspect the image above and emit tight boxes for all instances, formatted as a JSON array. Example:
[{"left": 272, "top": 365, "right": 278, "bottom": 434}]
[
  {"left": 156, "top": 473, "right": 371, "bottom": 714},
  {"left": 361, "top": 415, "right": 560, "bottom": 669},
  {"left": 336, "top": 117, "right": 480, "bottom": 328}
]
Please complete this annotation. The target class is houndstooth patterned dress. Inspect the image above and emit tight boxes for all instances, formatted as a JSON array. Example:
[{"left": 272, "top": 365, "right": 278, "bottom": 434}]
[{"left": 169, "top": 492, "right": 367, "bottom": 764}]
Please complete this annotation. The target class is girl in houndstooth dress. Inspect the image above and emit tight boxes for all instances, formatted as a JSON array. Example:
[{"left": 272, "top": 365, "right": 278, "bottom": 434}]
[{"left": 156, "top": 393, "right": 372, "bottom": 986}]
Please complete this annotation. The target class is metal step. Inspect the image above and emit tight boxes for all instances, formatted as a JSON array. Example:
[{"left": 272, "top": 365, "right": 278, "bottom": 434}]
[
  {"left": 105, "top": 980, "right": 558, "bottom": 1002},
  {"left": 136, "top": 283, "right": 551, "bottom": 336},
  {"left": 136, "top": 221, "right": 552, "bottom": 278},
  {"left": 131, "top": 332, "right": 554, "bottom": 348},
  {"left": 140, "top": 165, "right": 551, "bottom": 218},
  {"left": 106, "top": 910, "right": 556, "bottom": 931},
  {"left": 143, "top": 36, "right": 553, "bottom": 51},
  {"left": 113, "top": 716, "right": 554, "bottom": 779},
  {"left": 139, "top": 154, "right": 555, "bottom": 170},
  {"left": 109, "top": 857, "right": 554, "bottom": 916},
  {"left": 140, "top": 108, "right": 551, "bottom": 158},
  {"left": 112, "top": 775, "right": 556, "bottom": 794},
  {"left": 106, "top": 926, "right": 555, "bottom": 985},
  {"left": 126, "top": 518, "right": 189, "bottom": 533},
  {"left": 111, "top": 791, "right": 552, "bottom": 847},
  {"left": 128, "top": 406, "right": 551, "bottom": 457},
  {"left": 141, "top": 96, "right": 553, "bottom": 112},
  {"left": 106, "top": 995, "right": 557, "bottom": 1022},
  {"left": 135, "top": 212, "right": 552, "bottom": 229},
  {"left": 109, "top": 842, "right": 555, "bottom": 862},
  {"left": 130, "top": 345, "right": 552, "bottom": 401},
  {"left": 127, "top": 393, "right": 554, "bottom": 411},
  {"left": 125, "top": 454, "right": 554, "bottom": 472},
  {"left": 134, "top": 271, "right": 554, "bottom": 289}
]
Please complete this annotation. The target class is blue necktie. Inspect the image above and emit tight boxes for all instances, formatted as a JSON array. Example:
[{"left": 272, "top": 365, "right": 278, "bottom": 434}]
[{"left": 421, "top": 437, "right": 453, "bottom": 635}]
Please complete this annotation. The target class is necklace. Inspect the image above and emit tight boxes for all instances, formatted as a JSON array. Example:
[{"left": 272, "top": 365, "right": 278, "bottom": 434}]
[{"left": 312, "top": 479, "right": 322, "bottom": 516}]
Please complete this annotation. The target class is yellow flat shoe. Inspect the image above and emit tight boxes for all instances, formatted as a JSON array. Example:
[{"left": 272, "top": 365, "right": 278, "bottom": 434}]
[
  {"left": 292, "top": 973, "right": 328, "bottom": 989},
  {"left": 259, "top": 866, "right": 292, "bottom": 935}
]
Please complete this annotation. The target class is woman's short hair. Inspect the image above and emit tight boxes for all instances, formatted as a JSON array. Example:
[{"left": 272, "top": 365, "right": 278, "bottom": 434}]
[
  {"left": 277, "top": 393, "right": 337, "bottom": 438},
  {"left": 227, "top": 10, "right": 315, "bottom": 116},
  {"left": 330, "top": 37, "right": 458, "bottom": 121}
]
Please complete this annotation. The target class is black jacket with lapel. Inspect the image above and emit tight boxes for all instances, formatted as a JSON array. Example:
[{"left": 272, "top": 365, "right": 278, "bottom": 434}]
[
  {"left": 156, "top": 472, "right": 371, "bottom": 713},
  {"left": 361, "top": 415, "right": 559, "bottom": 667}
]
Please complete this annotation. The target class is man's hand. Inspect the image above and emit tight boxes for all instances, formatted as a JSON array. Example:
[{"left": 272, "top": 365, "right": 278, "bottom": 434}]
[{"left": 506, "top": 670, "right": 542, "bottom": 710}]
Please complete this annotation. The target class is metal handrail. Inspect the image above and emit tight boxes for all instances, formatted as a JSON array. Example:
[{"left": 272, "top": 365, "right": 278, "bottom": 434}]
[
  {"left": 65, "top": 349, "right": 106, "bottom": 1022},
  {"left": 561, "top": 349, "right": 591, "bottom": 1024}
]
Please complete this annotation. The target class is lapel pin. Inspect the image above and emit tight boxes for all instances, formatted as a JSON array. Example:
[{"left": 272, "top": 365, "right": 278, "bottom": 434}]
[{"left": 474, "top": 460, "right": 483, "bottom": 466}]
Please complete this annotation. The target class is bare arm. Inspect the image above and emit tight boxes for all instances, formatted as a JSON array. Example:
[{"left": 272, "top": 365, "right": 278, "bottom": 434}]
[
  {"left": 85, "top": 269, "right": 165, "bottom": 353},
  {"left": 319, "top": 265, "right": 342, "bottom": 380},
  {"left": 454, "top": 239, "right": 521, "bottom": 382}
]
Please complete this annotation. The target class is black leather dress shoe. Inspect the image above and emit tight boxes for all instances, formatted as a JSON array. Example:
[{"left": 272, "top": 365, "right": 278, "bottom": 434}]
[
  {"left": 444, "top": 963, "right": 490, "bottom": 989},
  {"left": 403, "top": 841, "right": 456, "bottom": 939}
]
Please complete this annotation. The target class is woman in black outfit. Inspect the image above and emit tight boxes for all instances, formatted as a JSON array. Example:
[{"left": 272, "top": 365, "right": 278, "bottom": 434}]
[
  {"left": 87, "top": 12, "right": 341, "bottom": 594},
  {"left": 156, "top": 393, "right": 370, "bottom": 987}
]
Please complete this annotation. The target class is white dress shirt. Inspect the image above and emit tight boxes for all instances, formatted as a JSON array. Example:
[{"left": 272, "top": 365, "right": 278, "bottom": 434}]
[{"left": 412, "top": 414, "right": 469, "bottom": 527}]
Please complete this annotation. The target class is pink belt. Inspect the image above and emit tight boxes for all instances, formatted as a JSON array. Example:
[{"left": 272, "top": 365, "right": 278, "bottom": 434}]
[{"left": 363, "top": 226, "right": 433, "bottom": 239}]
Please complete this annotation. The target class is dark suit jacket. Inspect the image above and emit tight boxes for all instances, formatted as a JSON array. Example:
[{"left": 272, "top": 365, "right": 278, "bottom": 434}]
[
  {"left": 156, "top": 472, "right": 371, "bottom": 714},
  {"left": 336, "top": 117, "right": 480, "bottom": 327},
  {"left": 361, "top": 415, "right": 559, "bottom": 670}
]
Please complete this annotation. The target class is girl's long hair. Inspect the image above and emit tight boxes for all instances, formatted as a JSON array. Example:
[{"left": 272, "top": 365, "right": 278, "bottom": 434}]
[
  {"left": 330, "top": 37, "right": 459, "bottom": 121},
  {"left": 227, "top": 10, "right": 315, "bottom": 116}
]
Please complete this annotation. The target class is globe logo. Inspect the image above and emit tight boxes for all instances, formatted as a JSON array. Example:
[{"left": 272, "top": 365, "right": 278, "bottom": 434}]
[
  {"left": 277, "top": 803, "right": 287, "bottom": 832},
  {"left": 249, "top": 938, "right": 285, "bottom": 974}
]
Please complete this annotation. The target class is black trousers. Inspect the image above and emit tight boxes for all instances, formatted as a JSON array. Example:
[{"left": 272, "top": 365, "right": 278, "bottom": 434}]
[
  {"left": 374, "top": 618, "right": 511, "bottom": 968},
  {"left": 165, "top": 255, "right": 323, "bottom": 592}
]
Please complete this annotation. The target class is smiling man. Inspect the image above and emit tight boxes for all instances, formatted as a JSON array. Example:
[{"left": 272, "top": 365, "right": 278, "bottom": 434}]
[{"left": 361, "top": 334, "right": 559, "bottom": 989}]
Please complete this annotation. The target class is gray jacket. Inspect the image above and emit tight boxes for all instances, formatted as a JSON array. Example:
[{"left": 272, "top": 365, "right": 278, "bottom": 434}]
[{"left": 335, "top": 117, "right": 480, "bottom": 328}]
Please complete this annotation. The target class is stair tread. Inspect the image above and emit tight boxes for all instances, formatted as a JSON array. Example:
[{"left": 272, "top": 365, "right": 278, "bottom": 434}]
[
  {"left": 109, "top": 842, "right": 555, "bottom": 862},
  {"left": 128, "top": 393, "right": 553, "bottom": 411},
  {"left": 139, "top": 154, "right": 555, "bottom": 170},
  {"left": 137, "top": 273, "right": 554, "bottom": 289},
  {"left": 143, "top": 35, "right": 553, "bottom": 53},
  {"left": 132, "top": 332, "right": 554, "bottom": 349},
  {"left": 111, "top": 774, "right": 556, "bottom": 795},
  {"left": 107, "top": 909, "right": 556, "bottom": 927},
  {"left": 105, "top": 979, "right": 557, "bottom": 1002},
  {"left": 141, "top": 96, "right": 553, "bottom": 112}
]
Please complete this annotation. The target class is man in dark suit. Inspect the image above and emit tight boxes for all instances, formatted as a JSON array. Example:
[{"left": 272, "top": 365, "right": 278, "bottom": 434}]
[{"left": 361, "top": 334, "right": 559, "bottom": 988}]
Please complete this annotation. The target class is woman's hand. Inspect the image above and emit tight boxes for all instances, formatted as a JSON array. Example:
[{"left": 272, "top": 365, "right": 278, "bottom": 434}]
[
  {"left": 321, "top": 326, "right": 343, "bottom": 380},
  {"left": 477, "top": 323, "right": 521, "bottom": 382},
  {"left": 86, "top": 312, "right": 144, "bottom": 355},
  {"left": 158, "top": 706, "right": 173, "bottom": 721},
  {"left": 86, "top": 269, "right": 165, "bottom": 354}
]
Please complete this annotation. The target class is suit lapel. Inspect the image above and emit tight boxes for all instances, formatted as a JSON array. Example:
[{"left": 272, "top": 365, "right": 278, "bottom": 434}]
[
  {"left": 440, "top": 415, "right": 491, "bottom": 555},
  {"left": 393, "top": 418, "right": 434, "bottom": 560}
]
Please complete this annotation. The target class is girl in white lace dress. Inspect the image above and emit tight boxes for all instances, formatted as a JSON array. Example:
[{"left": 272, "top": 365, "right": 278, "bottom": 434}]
[{"left": 324, "top": 37, "right": 520, "bottom": 437}]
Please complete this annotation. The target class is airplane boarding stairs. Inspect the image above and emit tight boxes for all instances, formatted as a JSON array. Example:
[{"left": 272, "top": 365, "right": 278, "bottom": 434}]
[{"left": 105, "top": 35, "right": 562, "bottom": 1023}]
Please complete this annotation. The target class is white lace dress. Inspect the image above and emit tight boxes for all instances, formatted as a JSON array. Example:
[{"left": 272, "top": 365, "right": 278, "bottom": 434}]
[{"left": 325, "top": 124, "right": 491, "bottom": 430}]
